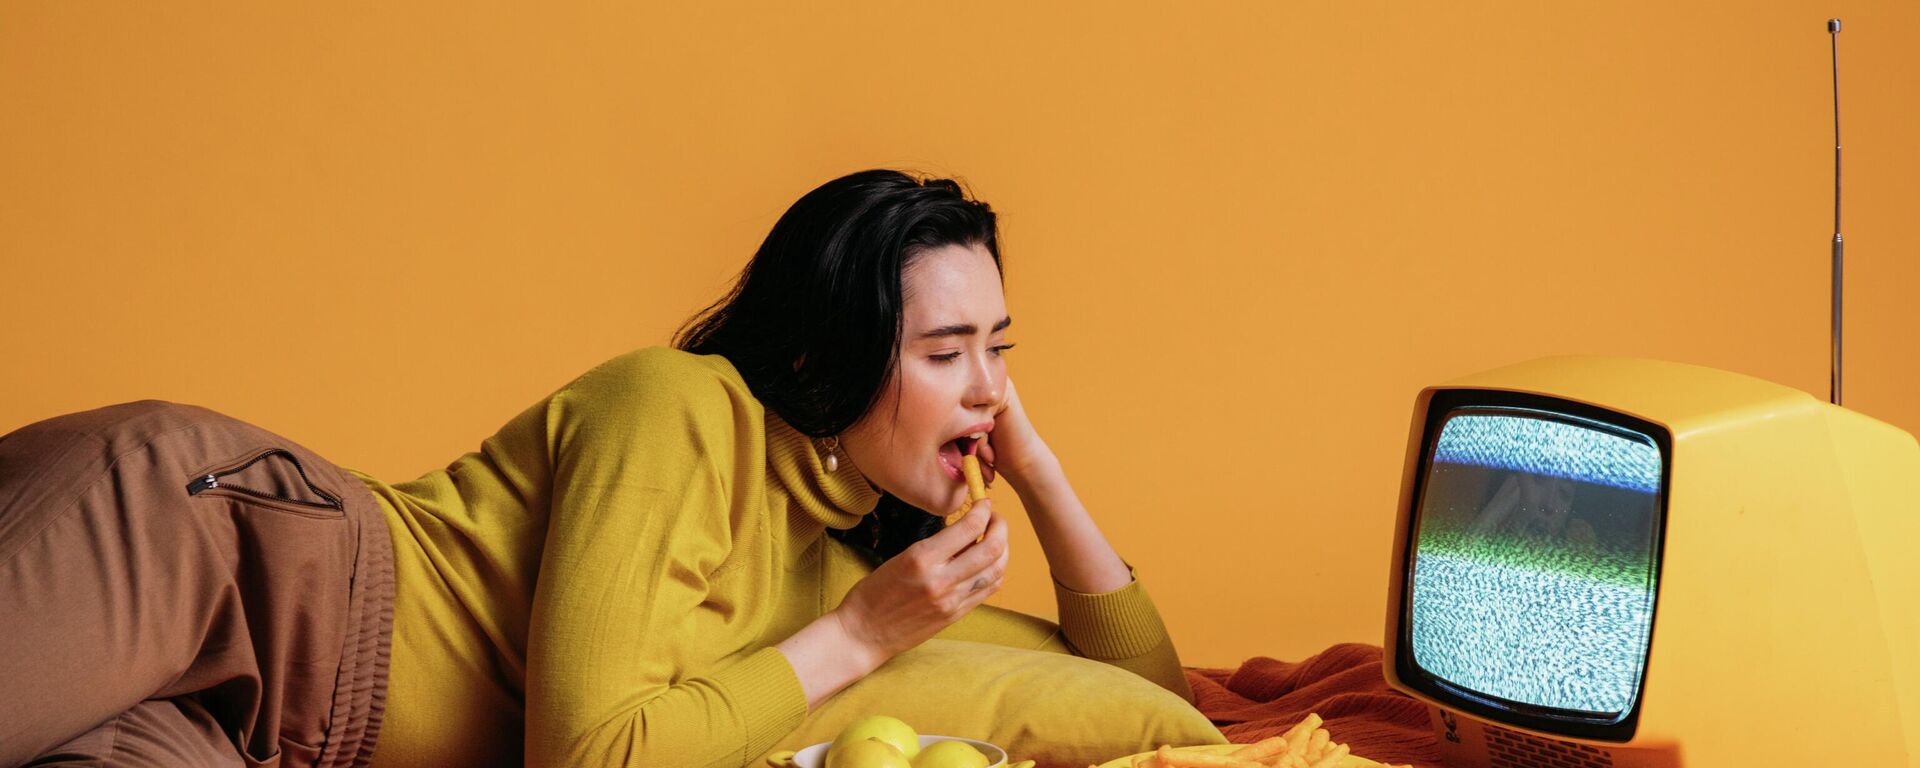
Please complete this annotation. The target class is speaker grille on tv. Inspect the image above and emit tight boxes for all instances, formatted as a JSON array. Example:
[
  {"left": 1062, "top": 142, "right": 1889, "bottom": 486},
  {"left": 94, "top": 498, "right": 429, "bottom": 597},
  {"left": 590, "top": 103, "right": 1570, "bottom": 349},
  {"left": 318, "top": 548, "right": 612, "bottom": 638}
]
[{"left": 1485, "top": 724, "right": 1614, "bottom": 768}]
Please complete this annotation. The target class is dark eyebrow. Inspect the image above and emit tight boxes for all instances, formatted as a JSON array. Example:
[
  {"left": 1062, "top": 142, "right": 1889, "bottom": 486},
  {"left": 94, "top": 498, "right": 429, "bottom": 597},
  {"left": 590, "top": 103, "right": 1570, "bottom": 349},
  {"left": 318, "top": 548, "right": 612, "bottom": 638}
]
[{"left": 916, "top": 316, "right": 1012, "bottom": 340}]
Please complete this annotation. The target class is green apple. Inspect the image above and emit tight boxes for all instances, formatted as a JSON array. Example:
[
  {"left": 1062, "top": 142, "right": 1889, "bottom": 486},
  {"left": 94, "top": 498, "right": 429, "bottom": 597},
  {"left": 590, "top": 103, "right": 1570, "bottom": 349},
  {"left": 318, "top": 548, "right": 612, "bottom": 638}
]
[
  {"left": 829, "top": 715, "right": 920, "bottom": 760},
  {"left": 825, "top": 738, "right": 913, "bottom": 768},
  {"left": 912, "top": 739, "right": 989, "bottom": 768}
]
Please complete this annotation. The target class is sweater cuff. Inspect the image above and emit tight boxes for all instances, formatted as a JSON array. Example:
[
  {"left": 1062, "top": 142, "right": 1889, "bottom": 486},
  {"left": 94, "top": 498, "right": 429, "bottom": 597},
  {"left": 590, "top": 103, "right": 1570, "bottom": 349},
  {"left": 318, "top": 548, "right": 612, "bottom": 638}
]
[
  {"left": 1052, "top": 560, "right": 1171, "bottom": 660},
  {"left": 711, "top": 646, "right": 809, "bottom": 764}
]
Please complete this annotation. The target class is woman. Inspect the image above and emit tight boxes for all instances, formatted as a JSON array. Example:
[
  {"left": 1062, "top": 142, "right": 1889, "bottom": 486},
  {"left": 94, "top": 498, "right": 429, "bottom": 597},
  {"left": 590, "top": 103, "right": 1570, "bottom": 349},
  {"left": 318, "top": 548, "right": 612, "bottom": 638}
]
[{"left": 0, "top": 170, "right": 1192, "bottom": 768}]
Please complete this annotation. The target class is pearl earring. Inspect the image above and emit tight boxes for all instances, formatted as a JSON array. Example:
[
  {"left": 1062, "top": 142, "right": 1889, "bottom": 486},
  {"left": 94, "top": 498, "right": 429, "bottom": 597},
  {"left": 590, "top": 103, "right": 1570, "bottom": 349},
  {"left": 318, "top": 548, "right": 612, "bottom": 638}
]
[{"left": 819, "top": 435, "right": 841, "bottom": 472}]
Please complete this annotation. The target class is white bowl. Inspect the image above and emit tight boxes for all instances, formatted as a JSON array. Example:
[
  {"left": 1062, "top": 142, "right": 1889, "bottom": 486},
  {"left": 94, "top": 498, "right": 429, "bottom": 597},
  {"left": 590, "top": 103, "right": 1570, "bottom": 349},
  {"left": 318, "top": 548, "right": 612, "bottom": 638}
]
[{"left": 790, "top": 734, "right": 1007, "bottom": 768}]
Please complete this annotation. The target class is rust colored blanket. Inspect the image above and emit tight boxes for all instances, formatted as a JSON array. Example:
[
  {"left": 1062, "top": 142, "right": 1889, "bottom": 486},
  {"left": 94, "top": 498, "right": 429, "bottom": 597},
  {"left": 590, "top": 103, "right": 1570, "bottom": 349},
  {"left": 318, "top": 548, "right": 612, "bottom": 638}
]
[{"left": 1181, "top": 643, "right": 1442, "bottom": 768}]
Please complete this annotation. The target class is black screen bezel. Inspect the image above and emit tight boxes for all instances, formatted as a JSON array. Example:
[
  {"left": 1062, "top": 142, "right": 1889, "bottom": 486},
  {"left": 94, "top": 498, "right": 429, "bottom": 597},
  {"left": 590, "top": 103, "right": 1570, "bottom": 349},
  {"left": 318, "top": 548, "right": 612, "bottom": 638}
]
[{"left": 1395, "top": 388, "right": 1672, "bottom": 743}]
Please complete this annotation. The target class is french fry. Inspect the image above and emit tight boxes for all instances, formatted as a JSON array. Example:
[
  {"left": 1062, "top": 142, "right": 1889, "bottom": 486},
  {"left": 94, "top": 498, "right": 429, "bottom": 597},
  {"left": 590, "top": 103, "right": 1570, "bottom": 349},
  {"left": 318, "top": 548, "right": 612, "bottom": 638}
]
[
  {"left": 961, "top": 452, "right": 988, "bottom": 501},
  {"left": 1305, "top": 743, "right": 1348, "bottom": 768},
  {"left": 1282, "top": 733, "right": 1313, "bottom": 760},
  {"left": 1281, "top": 713, "right": 1321, "bottom": 758},
  {"left": 942, "top": 452, "right": 990, "bottom": 542},
  {"left": 1154, "top": 749, "right": 1263, "bottom": 768},
  {"left": 1129, "top": 712, "right": 1404, "bottom": 768},
  {"left": 1227, "top": 736, "right": 1288, "bottom": 761},
  {"left": 1279, "top": 713, "right": 1322, "bottom": 744},
  {"left": 944, "top": 454, "right": 990, "bottom": 522}
]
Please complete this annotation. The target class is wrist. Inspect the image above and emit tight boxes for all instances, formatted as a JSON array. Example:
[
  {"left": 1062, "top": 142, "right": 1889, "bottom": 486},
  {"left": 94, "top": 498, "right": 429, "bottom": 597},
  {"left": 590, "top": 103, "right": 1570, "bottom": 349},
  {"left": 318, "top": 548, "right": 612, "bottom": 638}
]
[
  {"left": 780, "top": 607, "right": 891, "bottom": 710},
  {"left": 827, "top": 606, "right": 892, "bottom": 670},
  {"left": 1006, "top": 451, "right": 1066, "bottom": 501}
]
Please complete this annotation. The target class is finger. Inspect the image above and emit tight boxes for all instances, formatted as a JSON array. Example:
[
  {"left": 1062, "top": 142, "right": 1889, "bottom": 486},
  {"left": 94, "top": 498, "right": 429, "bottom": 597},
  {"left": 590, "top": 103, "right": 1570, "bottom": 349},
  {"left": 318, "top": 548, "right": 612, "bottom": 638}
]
[
  {"left": 963, "top": 497, "right": 992, "bottom": 536},
  {"left": 959, "top": 570, "right": 1003, "bottom": 611},
  {"left": 962, "top": 545, "right": 1009, "bottom": 607},
  {"left": 928, "top": 499, "right": 992, "bottom": 558},
  {"left": 976, "top": 438, "right": 996, "bottom": 486},
  {"left": 950, "top": 509, "right": 1008, "bottom": 576},
  {"left": 959, "top": 556, "right": 1007, "bottom": 606}
]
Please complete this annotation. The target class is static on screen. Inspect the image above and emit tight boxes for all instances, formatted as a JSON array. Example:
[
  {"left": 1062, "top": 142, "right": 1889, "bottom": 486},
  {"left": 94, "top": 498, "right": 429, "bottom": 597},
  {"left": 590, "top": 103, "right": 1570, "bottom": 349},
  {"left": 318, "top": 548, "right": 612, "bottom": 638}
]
[{"left": 1409, "top": 411, "right": 1662, "bottom": 716}]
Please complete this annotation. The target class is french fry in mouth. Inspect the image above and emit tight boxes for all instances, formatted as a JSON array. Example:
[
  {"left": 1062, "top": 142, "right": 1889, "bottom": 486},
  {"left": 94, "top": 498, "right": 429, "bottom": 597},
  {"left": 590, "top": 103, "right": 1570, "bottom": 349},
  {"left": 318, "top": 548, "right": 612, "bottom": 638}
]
[
  {"left": 943, "top": 444, "right": 990, "bottom": 542},
  {"left": 962, "top": 452, "right": 988, "bottom": 503},
  {"left": 944, "top": 454, "right": 989, "bottom": 523}
]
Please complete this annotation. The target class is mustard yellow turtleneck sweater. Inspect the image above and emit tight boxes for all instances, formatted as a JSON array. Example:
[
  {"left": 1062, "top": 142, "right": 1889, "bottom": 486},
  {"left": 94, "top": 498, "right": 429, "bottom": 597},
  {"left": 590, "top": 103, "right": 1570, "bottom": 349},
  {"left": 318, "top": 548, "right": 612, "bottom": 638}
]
[{"left": 344, "top": 346, "right": 1190, "bottom": 768}]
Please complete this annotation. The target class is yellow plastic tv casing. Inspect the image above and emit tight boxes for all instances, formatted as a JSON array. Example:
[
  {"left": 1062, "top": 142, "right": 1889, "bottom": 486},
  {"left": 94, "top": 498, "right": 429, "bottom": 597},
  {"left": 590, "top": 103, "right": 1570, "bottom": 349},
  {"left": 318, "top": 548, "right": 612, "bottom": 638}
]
[{"left": 1381, "top": 356, "right": 1919, "bottom": 767}]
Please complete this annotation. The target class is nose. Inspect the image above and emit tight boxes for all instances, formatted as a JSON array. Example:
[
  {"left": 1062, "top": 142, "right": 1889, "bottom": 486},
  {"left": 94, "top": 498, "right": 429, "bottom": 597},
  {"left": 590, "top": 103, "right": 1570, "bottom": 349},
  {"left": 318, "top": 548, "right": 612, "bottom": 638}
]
[{"left": 966, "top": 354, "right": 1003, "bottom": 411}]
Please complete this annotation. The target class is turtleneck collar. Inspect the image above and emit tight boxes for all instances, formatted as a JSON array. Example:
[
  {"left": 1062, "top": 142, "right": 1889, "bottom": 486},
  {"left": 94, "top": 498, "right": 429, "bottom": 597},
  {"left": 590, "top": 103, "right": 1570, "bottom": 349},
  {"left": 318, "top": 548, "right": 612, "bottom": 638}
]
[{"left": 764, "top": 411, "right": 879, "bottom": 530}]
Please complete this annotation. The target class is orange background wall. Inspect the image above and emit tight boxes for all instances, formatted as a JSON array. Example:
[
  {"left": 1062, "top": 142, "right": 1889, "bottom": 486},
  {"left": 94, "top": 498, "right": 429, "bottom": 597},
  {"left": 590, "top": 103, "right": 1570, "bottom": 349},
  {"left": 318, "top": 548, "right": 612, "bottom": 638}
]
[{"left": 4, "top": 3, "right": 1915, "bottom": 668}]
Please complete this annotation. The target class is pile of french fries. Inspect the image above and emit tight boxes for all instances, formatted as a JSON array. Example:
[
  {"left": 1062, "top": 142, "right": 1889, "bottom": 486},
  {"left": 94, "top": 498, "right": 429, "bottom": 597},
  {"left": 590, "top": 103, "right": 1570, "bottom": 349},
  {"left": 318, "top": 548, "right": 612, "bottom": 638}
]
[{"left": 1109, "top": 713, "right": 1412, "bottom": 768}]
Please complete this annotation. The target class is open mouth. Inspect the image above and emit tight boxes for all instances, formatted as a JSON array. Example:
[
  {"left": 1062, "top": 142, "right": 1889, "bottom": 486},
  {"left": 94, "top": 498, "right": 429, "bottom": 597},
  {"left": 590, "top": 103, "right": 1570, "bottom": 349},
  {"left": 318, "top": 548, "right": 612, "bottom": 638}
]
[{"left": 936, "top": 433, "right": 991, "bottom": 484}]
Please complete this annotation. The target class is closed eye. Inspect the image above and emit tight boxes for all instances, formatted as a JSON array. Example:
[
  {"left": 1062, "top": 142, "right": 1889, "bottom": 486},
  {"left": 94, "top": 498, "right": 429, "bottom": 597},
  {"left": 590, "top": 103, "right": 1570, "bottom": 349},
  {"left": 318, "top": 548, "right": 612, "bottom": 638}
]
[{"left": 931, "top": 344, "right": 1016, "bottom": 364}]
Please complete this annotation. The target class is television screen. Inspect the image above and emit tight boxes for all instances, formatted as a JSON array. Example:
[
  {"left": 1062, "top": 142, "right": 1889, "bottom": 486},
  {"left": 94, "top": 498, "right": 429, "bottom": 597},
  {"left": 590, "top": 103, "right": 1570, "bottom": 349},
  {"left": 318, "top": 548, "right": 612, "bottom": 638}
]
[{"left": 1408, "top": 404, "right": 1664, "bottom": 722}]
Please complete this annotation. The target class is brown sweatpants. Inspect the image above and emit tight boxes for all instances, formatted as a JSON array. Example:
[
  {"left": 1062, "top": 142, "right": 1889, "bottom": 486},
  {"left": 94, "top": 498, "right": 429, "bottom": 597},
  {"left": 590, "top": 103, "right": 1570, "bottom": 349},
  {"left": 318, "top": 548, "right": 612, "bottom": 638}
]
[{"left": 0, "top": 400, "right": 393, "bottom": 768}]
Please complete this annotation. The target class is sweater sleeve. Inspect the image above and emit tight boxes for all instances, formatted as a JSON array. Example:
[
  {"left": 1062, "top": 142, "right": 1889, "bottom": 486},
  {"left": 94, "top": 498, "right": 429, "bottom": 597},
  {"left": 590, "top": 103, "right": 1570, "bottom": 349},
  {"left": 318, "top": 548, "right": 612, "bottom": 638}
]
[
  {"left": 1051, "top": 561, "right": 1196, "bottom": 703},
  {"left": 524, "top": 349, "right": 807, "bottom": 768},
  {"left": 935, "top": 559, "right": 1196, "bottom": 704}
]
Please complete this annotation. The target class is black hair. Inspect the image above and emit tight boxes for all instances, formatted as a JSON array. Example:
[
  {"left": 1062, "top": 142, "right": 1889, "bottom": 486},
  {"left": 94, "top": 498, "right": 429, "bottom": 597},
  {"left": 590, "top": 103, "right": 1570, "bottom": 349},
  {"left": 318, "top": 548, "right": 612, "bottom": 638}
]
[{"left": 673, "top": 169, "right": 1002, "bottom": 564}]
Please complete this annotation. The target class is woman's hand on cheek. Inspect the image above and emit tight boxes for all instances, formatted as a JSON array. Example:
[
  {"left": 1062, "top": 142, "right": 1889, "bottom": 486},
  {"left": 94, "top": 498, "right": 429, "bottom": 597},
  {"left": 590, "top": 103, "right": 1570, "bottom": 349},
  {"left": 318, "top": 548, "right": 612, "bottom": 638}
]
[{"left": 979, "top": 377, "right": 1055, "bottom": 493}]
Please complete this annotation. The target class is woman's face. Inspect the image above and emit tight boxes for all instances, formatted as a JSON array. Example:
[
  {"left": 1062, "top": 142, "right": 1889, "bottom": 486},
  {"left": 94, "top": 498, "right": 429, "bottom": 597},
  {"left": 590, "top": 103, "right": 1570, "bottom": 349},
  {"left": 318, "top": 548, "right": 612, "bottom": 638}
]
[{"left": 839, "top": 242, "right": 1012, "bottom": 516}]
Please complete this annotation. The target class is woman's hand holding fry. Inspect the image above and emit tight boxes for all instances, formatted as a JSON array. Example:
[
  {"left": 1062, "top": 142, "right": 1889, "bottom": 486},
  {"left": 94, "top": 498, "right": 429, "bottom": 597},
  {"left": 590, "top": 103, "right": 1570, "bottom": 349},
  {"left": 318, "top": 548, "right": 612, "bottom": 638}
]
[{"left": 833, "top": 500, "right": 1008, "bottom": 659}]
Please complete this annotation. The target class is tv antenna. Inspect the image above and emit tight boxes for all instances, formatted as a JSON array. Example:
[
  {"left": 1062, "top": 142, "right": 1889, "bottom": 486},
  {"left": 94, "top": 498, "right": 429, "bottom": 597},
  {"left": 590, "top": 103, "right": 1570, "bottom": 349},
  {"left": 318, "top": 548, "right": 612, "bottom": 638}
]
[{"left": 1828, "top": 18, "right": 1843, "bottom": 406}]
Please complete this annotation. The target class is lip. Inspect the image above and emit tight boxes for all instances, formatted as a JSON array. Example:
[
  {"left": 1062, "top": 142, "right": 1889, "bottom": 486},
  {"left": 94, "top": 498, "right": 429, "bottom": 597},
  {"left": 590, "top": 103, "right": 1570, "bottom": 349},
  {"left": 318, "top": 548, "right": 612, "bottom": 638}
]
[
  {"left": 947, "top": 422, "right": 995, "bottom": 444},
  {"left": 937, "top": 422, "right": 996, "bottom": 484},
  {"left": 937, "top": 451, "right": 965, "bottom": 483}
]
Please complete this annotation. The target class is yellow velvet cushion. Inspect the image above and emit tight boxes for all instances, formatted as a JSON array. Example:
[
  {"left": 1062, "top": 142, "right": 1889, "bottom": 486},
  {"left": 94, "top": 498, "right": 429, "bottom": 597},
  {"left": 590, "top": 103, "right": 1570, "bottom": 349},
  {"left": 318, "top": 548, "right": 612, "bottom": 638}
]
[{"left": 757, "top": 638, "right": 1228, "bottom": 767}]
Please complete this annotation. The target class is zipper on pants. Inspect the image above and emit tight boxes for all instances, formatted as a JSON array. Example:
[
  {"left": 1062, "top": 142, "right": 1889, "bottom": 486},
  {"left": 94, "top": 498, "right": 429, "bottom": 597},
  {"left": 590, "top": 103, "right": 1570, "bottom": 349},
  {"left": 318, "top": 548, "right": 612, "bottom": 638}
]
[{"left": 185, "top": 448, "right": 345, "bottom": 513}]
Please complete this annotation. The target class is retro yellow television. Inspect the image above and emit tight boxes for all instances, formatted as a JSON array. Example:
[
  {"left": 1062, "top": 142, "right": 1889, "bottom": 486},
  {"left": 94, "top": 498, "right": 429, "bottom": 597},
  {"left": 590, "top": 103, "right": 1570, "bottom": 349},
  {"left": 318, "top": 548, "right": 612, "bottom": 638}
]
[{"left": 1382, "top": 356, "right": 1919, "bottom": 766}]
